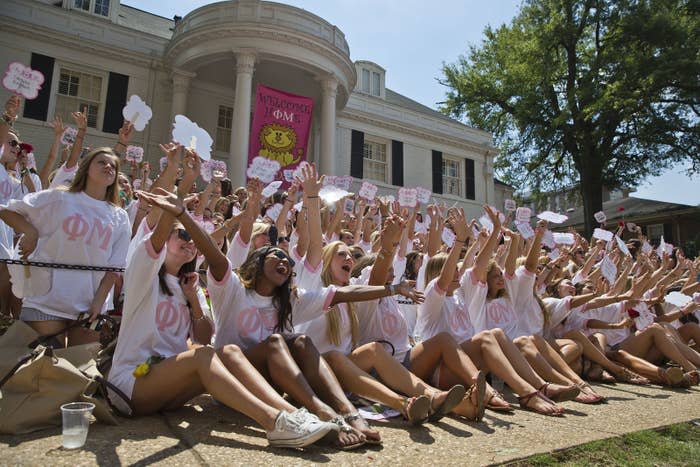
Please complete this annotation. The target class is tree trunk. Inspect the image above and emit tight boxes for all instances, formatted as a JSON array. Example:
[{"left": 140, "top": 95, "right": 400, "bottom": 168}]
[{"left": 579, "top": 175, "right": 604, "bottom": 239}]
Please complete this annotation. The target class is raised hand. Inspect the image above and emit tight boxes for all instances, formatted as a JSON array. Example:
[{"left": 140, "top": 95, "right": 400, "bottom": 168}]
[
  {"left": 159, "top": 142, "right": 181, "bottom": 169},
  {"left": 136, "top": 188, "right": 185, "bottom": 217},
  {"left": 180, "top": 272, "right": 200, "bottom": 303},
  {"left": 483, "top": 204, "right": 502, "bottom": 231},
  {"left": 450, "top": 208, "right": 468, "bottom": 242},
  {"left": 380, "top": 214, "right": 405, "bottom": 250},
  {"left": 72, "top": 106, "right": 88, "bottom": 131},
  {"left": 296, "top": 163, "right": 323, "bottom": 197},
  {"left": 396, "top": 280, "right": 425, "bottom": 304},
  {"left": 50, "top": 115, "right": 65, "bottom": 137},
  {"left": 182, "top": 149, "right": 200, "bottom": 180},
  {"left": 118, "top": 120, "right": 134, "bottom": 146}
]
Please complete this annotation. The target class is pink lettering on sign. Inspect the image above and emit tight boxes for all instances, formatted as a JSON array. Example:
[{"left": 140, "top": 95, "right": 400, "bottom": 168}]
[
  {"left": 87, "top": 218, "right": 113, "bottom": 251},
  {"left": 237, "top": 308, "right": 262, "bottom": 338},
  {"left": 62, "top": 213, "right": 90, "bottom": 241}
]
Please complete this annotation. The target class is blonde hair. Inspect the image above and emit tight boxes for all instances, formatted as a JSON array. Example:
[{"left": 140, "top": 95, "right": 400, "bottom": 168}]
[
  {"left": 486, "top": 260, "right": 508, "bottom": 299},
  {"left": 321, "top": 241, "right": 359, "bottom": 348},
  {"left": 424, "top": 253, "right": 448, "bottom": 289},
  {"left": 251, "top": 222, "right": 271, "bottom": 242},
  {"left": 67, "top": 147, "right": 121, "bottom": 205}
]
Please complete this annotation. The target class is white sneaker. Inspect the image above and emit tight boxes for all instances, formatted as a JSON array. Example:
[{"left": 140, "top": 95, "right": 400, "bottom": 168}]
[{"left": 267, "top": 408, "right": 334, "bottom": 448}]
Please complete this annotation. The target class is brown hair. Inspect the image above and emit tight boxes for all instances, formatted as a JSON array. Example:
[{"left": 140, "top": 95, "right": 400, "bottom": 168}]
[
  {"left": 68, "top": 147, "right": 121, "bottom": 205},
  {"left": 424, "top": 253, "right": 448, "bottom": 289}
]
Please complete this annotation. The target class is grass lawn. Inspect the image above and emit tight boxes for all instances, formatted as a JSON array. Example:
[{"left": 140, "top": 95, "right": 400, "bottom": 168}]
[{"left": 507, "top": 422, "right": 700, "bottom": 466}]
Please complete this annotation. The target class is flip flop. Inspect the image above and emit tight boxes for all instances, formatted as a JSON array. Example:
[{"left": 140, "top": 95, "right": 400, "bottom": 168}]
[
  {"left": 518, "top": 391, "right": 564, "bottom": 417},
  {"left": 428, "top": 384, "right": 466, "bottom": 422},
  {"left": 540, "top": 382, "right": 580, "bottom": 402},
  {"left": 463, "top": 370, "right": 487, "bottom": 422},
  {"left": 328, "top": 416, "right": 366, "bottom": 451},
  {"left": 485, "top": 390, "right": 515, "bottom": 413},
  {"left": 402, "top": 395, "right": 431, "bottom": 425},
  {"left": 343, "top": 413, "right": 382, "bottom": 445}
]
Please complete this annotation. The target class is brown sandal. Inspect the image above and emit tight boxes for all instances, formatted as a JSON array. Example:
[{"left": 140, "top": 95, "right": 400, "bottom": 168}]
[
  {"left": 463, "top": 370, "right": 487, "bottom": 422},
  {"left": 401, "top": 395, "right": 431, "bottom": 425},
  {"left": 518, "top": 391, "right": 563, "bottom": 417},
  {"left": 428, "top": 384, "right": 466, "bottom": 422},
  {"left": 485, "top": 390, "right": 515, "bottom": 413},
  {"left": 540, "top": 382, "right": 580, "bottom": 402}
]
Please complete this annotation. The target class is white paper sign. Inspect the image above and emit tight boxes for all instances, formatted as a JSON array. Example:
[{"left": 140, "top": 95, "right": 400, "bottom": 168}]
[
  {"left": 599, "top": 255, "right": 617, "bottom": 284},
  {"left": 633, "top": 305, "right": 655, "bottom": 331},
  {"left": 265, "top": 203, "right": 283, "bottom": 221},
  {"left": 319, "top": 185, "right": 350, "bottom": 204},
  {"left": 398, "top": 188, "right": 417, "bottom": 208},
  {"left": 594, "top": 211, "right": 607, "bottom": 223},
  {"left": 626, "top": 222, "right": 637, "bottom": 233},
  {"left": 414, "top": 220, "right": 428, "bottom": 235},
  {"left": 593, "top": 228, "right": 614, "bottom": 242},
  {"left": 504, "top": 199, "right": 516, "bottom": 212},
  {"left": 322, "top": 175, "right": 337, "bottom": 186},
  {"left": 125, "top": 145, "right": 143, "bottom": 163},
  {"left": 246, "top": 156, "right": 281, "bottom": 184},
  {"left": 656, "top": 236, "right": 674, "bottom": 257},
  {"left": 548, "top": 248, "right": 560, "bottom": 260},
  {"left": 60, "top": 127, "right": 77, "bottom": 146},
  {"left": 615, "top": 236, "right": 631, "bottom": 257},
  {"left": 515, "top": 221, "right": 534, "bottom": 239},
  {"left": 416, "top": 187, "right": 432, "bottom": 204},
  {"left": 541, "top": 230, "right": 555, "bottom": 249},
  {"left": 159, "top": 156, "right": 168, "bottom": 173},
  {"left": 516, "top": 207, "right": 531, "bottom": 223},
  {"left": 283, "top": 170, "right": 295, "bottom": 182},
  {"left": 200, "top": 159, "right": 213, "bottom": 182},
  {"left": 665, "top": 291, "right": 692, "bottom": 308},
  {"left": 359, "top": 181, "right": 378, "bottom": 200},
  {"left": 537, "top": 211, "right": 568, "bottom": 224},
  {"left": 552, "top": 232, "right": 575, "bottom": 245},
  {"left": 379, "top": 195, "right": 395, "bottom": 205},
  {"left": 335, "top": 176, "right": 353, "bottom": 191},
  {"left": 230, "top": 206, "right": 241, "bottom": 217},
  {"left": 343, "top": 198, "right": 355, "bottom": 214},
  {"left": 122, "top": 95, "right": 153, "bottom": 131},
  {"left": 441, "top": 227, "right": 456, "bottom": 248},
  {"left": 641, "top": 241, "right": 653, "bottom": 255},
  {"left": 172, "top": 115, "right": 213, "bottom": 160},
  {"left": 479, "top": 214, "right": 494, "bottom": 233},
  {"left": 2, "top": 62, "right": 44, "bottom": 100},
  {"left": 26, "top": 152, "right": 36, "bottom": 170},
  {"left": 211, "top": 160, "right": 227, "bottom": 179},
  {"left": 261, "top": 181, "right": 283, "bottom": 198}
]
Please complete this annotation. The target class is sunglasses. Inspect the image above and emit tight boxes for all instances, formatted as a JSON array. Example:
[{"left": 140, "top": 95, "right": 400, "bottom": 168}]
[
  {"left": 266, "top": 249, "right": 295, "bottom": 268},
  {"left": 8, "top": 140, "right": 19, "bottom": 148},
  {"left": 175, "top": 229, "right": 192, "bottom": 242},
  {"left": 278, "top": 236, "right": 290, "bottom": 243}
]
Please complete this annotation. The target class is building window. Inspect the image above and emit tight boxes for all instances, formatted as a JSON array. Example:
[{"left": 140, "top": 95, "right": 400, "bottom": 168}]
[
  {"left": 361, "top": 69, "right": 370, "bottom": 93},
  {"left": 363, "top": 140, "right": 388, "bottom": 183},
  {"left": 55, "top": 68, "right": 103, "bottom": 128},
  {"left": 646, "top": 223, "right": 664, "bottom": 243},
  {"left": 372, "top": 72, "right": 381, "bottom": 96},
  {"left": 73, "top": 0, "right": 110, "bottom": 17},
  {"left": 215, "top": 105, "right": 233, "bottom": 153},
  {"left": 442, "top": 156, "right": 463, "bottom": 197}
]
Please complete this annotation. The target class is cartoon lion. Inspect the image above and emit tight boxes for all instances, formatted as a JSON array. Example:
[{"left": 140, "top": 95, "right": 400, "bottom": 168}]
[{"left": 258, "top": 123, "right": 303, "bottom": 166}]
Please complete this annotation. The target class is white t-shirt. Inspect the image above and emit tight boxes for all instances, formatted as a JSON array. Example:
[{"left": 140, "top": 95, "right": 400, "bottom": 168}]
[
  {"left": 417, "top": 278, "right": 474, "bottom": 344},
  {"left": 108, "top": 233, "right": 209, "bottom": 406},
  {"left": 294, "top": 302, "right": 354, "bottom": 355},
  {"left": 207, "top": 259, "right": 335, "bottom": 350},
  {"left": 49, "top": 162, "right": 78, "bottom": 189},
  {"left": 542, "top": 296, "right": 575, "bottom": 337},
  {"left": 6, "top": 189, "right": 130, "bottom": 319},
  {"left": 460, "top": 268, "right": 520, "bottom": 339},
  {"left": 225, "top": 231, "right": 251, "bottom": 269},
  {"left": 0, "top": 164, "right": 23, "bottom": 252},
  {"left": 508, "top": 266, "right": 545, "bottom": 337},
  {"left": 582, "top": 302, "right": 630, "bottom": 346}
]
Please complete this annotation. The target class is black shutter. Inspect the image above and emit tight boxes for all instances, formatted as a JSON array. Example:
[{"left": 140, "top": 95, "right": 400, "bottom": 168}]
[
  {"left": 350, "top": 130, "right": 364, "bottom": 179},
  {"left": 102, "top": 72, "right": 129, "bottom": 134},
  {"left": 432, "top": 150, "right": 443, "bottom": 194},
  {"left": 663, "top": 223, "right": 673, "bottom": 242},
  {"left": 23, "top": 53, "right": 55, "bottom": 121},
  {"left": 465, "top": 158, "right": 475, "bottom": 200},
  {"left": 391, "top": 140, "right": 404, "bottom": 186}
]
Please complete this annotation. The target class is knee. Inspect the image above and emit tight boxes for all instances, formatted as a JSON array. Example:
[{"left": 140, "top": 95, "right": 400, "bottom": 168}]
[
  {"left": 324, "top": 350, "right": 343, "bottom": 366},
  {"left": 435, "top": 332, "right": 457, "bottom": 348},
  {"left": 265, "top": 333, "right": 286, "bottom": 349},
  {"left": 570, "top": 341, "right": 583, "bottom": 357},
  {"left": 194, "top": 345, "right": 216, "bottom": 365},
  {"left": 288, "top": 334, "right": 318, "bottom": 357},
  {"left": 473, "top": 330, "right": 495, "bottom": 346},
  {"left": 366, "top": 341, "right": 388, "bottom": 358}
]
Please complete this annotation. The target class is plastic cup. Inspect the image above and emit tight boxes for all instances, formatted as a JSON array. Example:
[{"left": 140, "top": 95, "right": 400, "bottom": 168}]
[{"left": 60, "top": 402, "right": 95, "bottom": 449}]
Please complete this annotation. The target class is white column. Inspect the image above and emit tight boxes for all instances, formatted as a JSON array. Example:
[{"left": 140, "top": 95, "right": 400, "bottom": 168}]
[
  {"left": 484, "top": 151, "right": 495, "bottom": 204},
  {"left": 170, "top": 70, "right": 195, "bottom": 122},
  {"left": 229, "top": 51, "right": 256, "bottom": 187},
  {"left": 319, "top": 76, "right": 338, "bottom": 176}
]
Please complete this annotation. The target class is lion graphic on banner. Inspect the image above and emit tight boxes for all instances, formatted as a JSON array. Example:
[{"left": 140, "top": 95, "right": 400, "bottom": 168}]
[{"left": 258, "top": 123, "right": 303, "bottom": 166}]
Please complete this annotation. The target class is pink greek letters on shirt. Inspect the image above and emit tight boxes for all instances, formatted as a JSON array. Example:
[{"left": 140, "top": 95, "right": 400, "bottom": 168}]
[
  {"left": 155, "top": 298, "right": 189, "bottom": 333},
  {"left": 449, "top": 306, "right": 471, "bottom": 333},
  {"left": 381, "top": 311, "right": 400, "bottom": 336},
  {"left": 259, "top": 309, "right": 278, "bottom": 331},
  {"left": 237, "top": 307, "right": 262, "bottom": 337},
  {"left": 487, "top": 300, "right": 512, "bottom": 325},
  {"left": 0, "top": 180, "right": 11, "bottom": 198},
  {"left": 62, "top": 212, "right": 113, "bottom": 250}
]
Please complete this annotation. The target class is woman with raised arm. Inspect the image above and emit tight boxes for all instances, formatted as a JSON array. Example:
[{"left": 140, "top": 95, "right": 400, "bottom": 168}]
[
  {"left": 109, "top": 189, "right": 333, "bottom": 449},
  {"left": 416, "top": 208, "right": 567, "bottom": 416},
  {"left": 0, "top": 130, "right": 130, "bottom": 346}
]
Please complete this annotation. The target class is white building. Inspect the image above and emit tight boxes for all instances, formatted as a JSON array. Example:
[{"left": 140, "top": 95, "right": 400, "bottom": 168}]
[{"left": 0, "top": 0, "right": 505, "bottom": 218}]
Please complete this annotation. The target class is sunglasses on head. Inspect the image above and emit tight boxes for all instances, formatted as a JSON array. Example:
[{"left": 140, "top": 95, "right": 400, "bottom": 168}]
[
  {"left": 175, "top": 229, "right": 192, "bottom": 242},
  {"left": 266, "top": 249, "right": 295, "bottom": 268}
]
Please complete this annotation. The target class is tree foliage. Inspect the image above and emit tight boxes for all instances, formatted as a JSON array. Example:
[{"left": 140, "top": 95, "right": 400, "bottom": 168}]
[{"left": 441, "top": 0, "right": 699, "bottom": 235}]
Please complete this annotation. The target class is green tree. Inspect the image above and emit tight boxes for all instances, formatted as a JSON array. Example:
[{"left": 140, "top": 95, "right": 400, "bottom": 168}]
[{"left": 441, "top": 0, "right": 699, "bottom": 236}]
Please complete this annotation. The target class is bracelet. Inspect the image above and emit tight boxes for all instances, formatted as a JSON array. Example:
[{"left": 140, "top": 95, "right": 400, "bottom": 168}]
[
  {"left": 191, "top": 313, "right": 206, "bottom": 321},
  {"left": 115, "top": 141, "right": 126, "bottom": 148},
  {"left": 2, "top": 112, "right": 15, "bottom": 126},
  {"left": 455, "top": 239, "right": 466, "bottom": 244},
  {"left": 386, "top": 284, "right": 397, "bottom": 295},
  {"left": 306, "top": 196, "right": 320, "bottom": 200}
]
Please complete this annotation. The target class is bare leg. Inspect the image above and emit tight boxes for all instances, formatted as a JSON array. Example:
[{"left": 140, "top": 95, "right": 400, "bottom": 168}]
[
  {"left": 514, "top": 335, "right": 571, "bottom": 385},
  {"left": 619, "top": 324, "right": 697, "bottom": 372},
  {"left": 660, "top": 324, "right": 700, "bottom": 367},
  {"left": 243, "top": 334, "right": 336, "bottom": 420},
  {"left": 131, "top": 346, "right": 279, "bottom": 430},
  {"left": 565, "top": 330, "right": 642, "bottom": 381},
  {"left": 608, "top": 348, "right": 671, "bottom": 385},
  {"left": 678, "top": 323, "right": 700, "bottom": 347}
]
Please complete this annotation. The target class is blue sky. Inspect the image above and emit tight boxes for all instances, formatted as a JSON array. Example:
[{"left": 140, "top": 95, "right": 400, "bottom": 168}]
[{"left": 123, "top": 0, "right": 699, "bottom": 206}]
